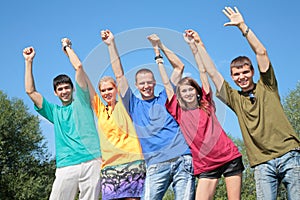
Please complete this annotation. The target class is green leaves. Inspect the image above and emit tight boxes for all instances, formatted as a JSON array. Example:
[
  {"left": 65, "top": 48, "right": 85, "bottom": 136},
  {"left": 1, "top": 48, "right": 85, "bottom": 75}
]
[{"left": 0, "top": 90, "right": 55, "bottom": 200}]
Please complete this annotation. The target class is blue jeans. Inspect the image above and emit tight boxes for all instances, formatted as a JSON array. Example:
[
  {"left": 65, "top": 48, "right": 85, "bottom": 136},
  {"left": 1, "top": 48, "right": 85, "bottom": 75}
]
[
  {"left": 254, "top": 150, "right": 300, "bottom": 200},
  {"left": 143, "top": 154, "right": 195, "bottom": 200}
]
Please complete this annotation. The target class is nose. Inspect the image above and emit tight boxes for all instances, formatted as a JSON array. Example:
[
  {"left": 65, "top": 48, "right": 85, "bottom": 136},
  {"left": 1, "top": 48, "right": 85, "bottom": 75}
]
[{"left": 239, "top": 73, "right": 245, "bottom": 79}]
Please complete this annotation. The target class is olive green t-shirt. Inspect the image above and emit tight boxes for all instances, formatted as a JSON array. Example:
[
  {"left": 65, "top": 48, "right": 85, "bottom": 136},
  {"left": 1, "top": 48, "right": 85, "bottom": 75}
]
[{"left": 217, "top": 64, "right": 300, "bottom": 167}]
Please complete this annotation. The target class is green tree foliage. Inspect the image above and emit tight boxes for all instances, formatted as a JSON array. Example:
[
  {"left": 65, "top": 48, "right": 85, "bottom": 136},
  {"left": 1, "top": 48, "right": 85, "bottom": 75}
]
[
  {"left": 283, "top": 81, "right": 300, "bottom": 137},
  {"left": 0, "top": 91, "right": 55, "bottom": 200}
]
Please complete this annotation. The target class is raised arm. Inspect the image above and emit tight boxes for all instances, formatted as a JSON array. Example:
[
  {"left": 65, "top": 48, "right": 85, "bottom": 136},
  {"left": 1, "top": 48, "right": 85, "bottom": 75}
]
[
  {"left": 61, "top": 38, "right": 96, "bottom": 104},
  {"left": 183, "top": 30, "right": 210, "bottom": 94},
  {"left": 101, "top": 30, "right": 128, "bottom": 97},
  {"left": 147, "top": 34, "right": 174, "bottom": 101},
  {"left": 23, "top": 47, "right": 43, "bottom": 108},
  {"left": 223, "top": 6, "right": 270, "bottom": 72},
  {"left": 185, "top": 29, "right": 225, "bottom": 92},
  {"left": 150, "top": 35, "right": 184, "bottom": 85}
]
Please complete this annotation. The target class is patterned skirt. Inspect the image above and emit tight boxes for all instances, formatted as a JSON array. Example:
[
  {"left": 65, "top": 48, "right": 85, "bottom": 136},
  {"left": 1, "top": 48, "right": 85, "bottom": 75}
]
[{"left": 101, "top": 160, "right": 146, "bottom": 200}]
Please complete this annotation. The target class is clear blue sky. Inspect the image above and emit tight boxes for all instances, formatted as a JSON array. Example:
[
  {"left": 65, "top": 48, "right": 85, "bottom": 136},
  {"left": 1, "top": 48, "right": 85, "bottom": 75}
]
[{"left": 1, "top": 0, "right": 299, "bottom": 157}]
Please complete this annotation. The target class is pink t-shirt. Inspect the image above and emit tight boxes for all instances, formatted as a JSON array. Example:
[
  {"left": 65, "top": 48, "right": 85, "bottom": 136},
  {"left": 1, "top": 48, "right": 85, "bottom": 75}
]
[{"left": 166, "top": 89, "right": 241, "bottom": 175}]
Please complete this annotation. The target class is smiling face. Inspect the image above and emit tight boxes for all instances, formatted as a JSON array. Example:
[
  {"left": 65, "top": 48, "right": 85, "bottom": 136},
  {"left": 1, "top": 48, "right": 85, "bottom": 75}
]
[
  {"left": 231, "top": 64, "right": 255, "bottom": 92},
  {"left": 54, "top": 83, "right": 73, "bottom": 106},
  {"left": 99, "top": 81, "right": 117, "bottom": 106},
  {"left": 179, "top": 85, "right": 197, "bottom": 105},
  {"left": 176, "top": 77, "right": 202, "bottom": 110},
  {"left": 135, "top": 71, "right": 156, "bottom": 100}
]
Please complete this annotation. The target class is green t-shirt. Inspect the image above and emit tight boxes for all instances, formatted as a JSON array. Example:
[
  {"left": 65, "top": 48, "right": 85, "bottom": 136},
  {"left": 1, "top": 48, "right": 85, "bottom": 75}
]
[
  {"left": 35, "top": 82, "right": 101, "bottom": 168},
  {"left": 217, "top": 64, "right": 300, "bottom": 167}
]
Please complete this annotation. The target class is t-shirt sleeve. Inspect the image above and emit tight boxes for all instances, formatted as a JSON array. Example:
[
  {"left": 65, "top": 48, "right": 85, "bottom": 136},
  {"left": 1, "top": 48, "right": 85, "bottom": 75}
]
[
  {"left": 259, "top": 63, "right": 278, "bottom": 92},
  {"left": 216, "top": 81, "right": 236, "bottom": 111},
  {"left": 122, "top": 88, "right": 134, "bottom": 114},
  {"left": 92, "top": 93, "right": 103, "bottom": 118},
  {"left": 75, "top": 81, "right": 90, "bottom": 105},
  {"left": 34, "top": 97, "right": 54, "bottom": 123},
  {"left": 165, "top": 94, "right": 181, "bottom": 122}
]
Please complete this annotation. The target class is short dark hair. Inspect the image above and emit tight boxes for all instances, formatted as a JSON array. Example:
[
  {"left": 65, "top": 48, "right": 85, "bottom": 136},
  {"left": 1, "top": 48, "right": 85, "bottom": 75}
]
[
  {"left": 53, "top": 74, "right": 74, "bottom": 91},
  {"left": 135, "top": 68, "right": 155, "bottom": 83},
  {"left": 230, "top": 56, "right": 254, "bottom": 74}
]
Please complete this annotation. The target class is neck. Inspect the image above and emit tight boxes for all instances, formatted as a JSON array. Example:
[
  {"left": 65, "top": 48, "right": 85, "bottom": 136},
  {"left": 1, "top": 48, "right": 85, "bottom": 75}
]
[{"left": 242, "top": 83, "right": 255, "bottom": 93}]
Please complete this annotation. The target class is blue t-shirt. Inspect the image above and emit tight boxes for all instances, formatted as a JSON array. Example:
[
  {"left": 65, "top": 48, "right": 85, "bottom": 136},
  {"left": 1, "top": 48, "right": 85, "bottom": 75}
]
[
  {"left": 123, "top": 88, "right": 190, "bottom": 166},
  {"left": 35, "top": 82, "right": 101, "bottom": 168}
]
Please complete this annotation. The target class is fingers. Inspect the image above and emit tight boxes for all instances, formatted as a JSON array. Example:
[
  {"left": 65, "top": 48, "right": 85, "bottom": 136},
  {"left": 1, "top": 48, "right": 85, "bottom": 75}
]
[
  {"left": 61, "top": 38, "right": 72, "bottom": 47},
  {"left": 147, "top": 34, "right": 159, "bottom": 41},
  {"left": 223, "top": 6, "right": 240, "bottom": 17},
  {"left": 23, "top": 46, "right": 34, "bottom": 55},
  {"left": 100, "top": 29, "right": 111, "bottom": 40}
]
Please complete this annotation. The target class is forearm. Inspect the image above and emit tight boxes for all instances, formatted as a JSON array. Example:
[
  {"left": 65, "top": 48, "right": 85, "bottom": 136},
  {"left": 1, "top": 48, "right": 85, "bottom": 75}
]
[
  {"left": 64, "top": 46, "right": 83, "bottom": 71},
  {"left": 25, "top": 60, "right": 36, "bottom": 94},
  {"left": 239, "top": 23, "right": 269, "bottom": 71},
  {"left": 195, "top": 42, "right": 224, "bottom": 92},
  {"left": 157, "top": 60, "right": 174, "bottom": 101},
  {"left": 24, "top": 60, "right": 42, "bottom": 107},
  {"left": 159, "top": 43, "right": 184, "bottom": 72},
  {"left": 107, "top": 40, "right": 128, "bottom": 94},
  {"left": 107, "top": 41, "right": 124, "bottom": 80}
]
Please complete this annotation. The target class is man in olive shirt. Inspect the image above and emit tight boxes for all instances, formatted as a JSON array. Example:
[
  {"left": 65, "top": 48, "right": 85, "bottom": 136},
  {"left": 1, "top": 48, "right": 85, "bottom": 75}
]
[{"left": 199, "top": 6, "right": 300, "bottom": 200}]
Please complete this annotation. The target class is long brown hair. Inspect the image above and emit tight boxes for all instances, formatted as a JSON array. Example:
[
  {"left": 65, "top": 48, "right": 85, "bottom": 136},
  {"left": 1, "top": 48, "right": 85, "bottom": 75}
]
[{"left": 176, "top": 77, "right": 210, "bottom": 113}]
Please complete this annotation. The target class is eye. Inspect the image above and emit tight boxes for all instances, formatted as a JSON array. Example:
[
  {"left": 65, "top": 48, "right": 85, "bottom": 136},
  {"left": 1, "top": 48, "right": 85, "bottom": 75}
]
[{"left": 181, "top": 89, "right": 187, "bottom": 93}]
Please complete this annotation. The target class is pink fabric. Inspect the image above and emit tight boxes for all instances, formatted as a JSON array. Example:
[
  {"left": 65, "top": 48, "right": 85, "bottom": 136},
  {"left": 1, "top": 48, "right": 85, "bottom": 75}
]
[{"left": 166, "top": 89, "right": 241, "bottom": 175}]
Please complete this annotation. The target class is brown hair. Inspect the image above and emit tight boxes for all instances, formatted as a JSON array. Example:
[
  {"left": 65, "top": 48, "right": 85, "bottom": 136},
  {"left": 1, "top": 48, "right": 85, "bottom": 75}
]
[
  {"left": 176, "top": 77, "right": 210, "bottom": 113},
  {"left": 135, "top": 68, "right": 156, "bottom": 83},
  {"left": 230, "top": 56, "right": 254, "bottom": 75}
]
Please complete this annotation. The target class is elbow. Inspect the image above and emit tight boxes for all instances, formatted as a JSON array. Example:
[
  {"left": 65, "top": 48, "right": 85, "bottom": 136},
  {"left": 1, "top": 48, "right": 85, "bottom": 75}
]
[
  {"left": 256, "top": 47, "right": 267, "bottom": 57},
  {"left": 26, "top": 89, "right": 35, "bottom": 95},
  {"left": 75, "top": 63, "right": 83, "bottom": 71}
]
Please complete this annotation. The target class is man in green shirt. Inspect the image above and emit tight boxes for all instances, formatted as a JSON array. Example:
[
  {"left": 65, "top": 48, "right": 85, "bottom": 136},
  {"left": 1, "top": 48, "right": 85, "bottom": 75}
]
[
  {"left": 196, "top": 6, "right": 300, "bottom": 200},
  {"left": 23, "top": 38, "right": 101, "bottom": 200}
]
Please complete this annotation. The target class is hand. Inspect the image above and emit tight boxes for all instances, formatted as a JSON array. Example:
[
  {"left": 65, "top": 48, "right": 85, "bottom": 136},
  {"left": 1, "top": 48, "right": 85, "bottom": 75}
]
[
  {"left": 23, "top": 46, "right": 35, "bottom": 61},
  {"left": 147, "top": 34, "right": 161, "bottom": 55},
  {"left": 61, "top": 38, "right": 72, "bottom": 48},
  {"left": 101, "top": 30, "right": 114, "bottom": 45},
  {"left": 184, "top": 29, "right": 201, "bottom": 44},
  {"left": 223, "top": 7, "right": 245, "bottom": 27},
  {"left": 61, "top": 38, "right": 72, "bottom": 56}
]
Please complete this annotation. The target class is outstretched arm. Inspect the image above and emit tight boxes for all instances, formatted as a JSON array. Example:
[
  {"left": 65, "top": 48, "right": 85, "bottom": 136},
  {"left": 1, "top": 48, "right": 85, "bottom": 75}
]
[
  {"left": 223, "top": 6, "right": 270, "bottom": 72},
  {"left": 184, "top": 29, "right": 225, "bottom": 92},
  {"left": 101, "top": 30, "right": 129, "bottom": 97},
  {"left": 23, "top": 47, "right": 43, "bottom": 108},
  {"left": 148, "top": 34, "right": 184, "bottom": 85},
  {"left": 61, "top": 38, "right": 96, "bottom": 104},
  {"left": 147, "top": 34, "right": 174, "bottom": 101},
  {"left": 183, "top": 30, "right": 210, "bottom": 94}
]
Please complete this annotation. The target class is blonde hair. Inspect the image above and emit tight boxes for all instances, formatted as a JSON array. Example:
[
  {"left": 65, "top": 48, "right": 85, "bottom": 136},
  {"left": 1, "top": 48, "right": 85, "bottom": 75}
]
[{"left": 98, "top": 76, "right": 117, "bottom": 91}]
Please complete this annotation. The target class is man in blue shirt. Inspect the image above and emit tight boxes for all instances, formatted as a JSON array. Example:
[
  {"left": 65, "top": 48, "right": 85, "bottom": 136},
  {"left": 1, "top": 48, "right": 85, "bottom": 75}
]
[{"left": 101, "top": 29, "right": 195, "bottom": 200}]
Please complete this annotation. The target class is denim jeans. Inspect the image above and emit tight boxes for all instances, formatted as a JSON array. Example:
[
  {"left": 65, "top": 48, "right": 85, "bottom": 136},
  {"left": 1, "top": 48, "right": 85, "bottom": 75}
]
[
  {"left": 143, "top": 154, "right": 195, "bottom": 200},
  {"left": 254, "top": 150, "right": 300, "bottom": 200}
]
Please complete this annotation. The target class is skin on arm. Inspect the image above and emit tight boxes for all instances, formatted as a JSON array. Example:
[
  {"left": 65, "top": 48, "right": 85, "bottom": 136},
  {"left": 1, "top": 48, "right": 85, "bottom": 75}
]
[
  {"left": 23, "top": 47, "right": 43, "bottom": 108},
  {"left": 61, "top": 38, "right": 96, "bottom": 105},
  {"left": 101, "top": 30, "right": 129, "bottom": 97},
  {"left": 184, "top": 30, "right": 211, "bottom": 94},
  {"left": 148, "top": 34, "right": 184, "bottom": 85},
  {"left": 147, "top": 34, "right": 174, "bottom": 101},
  {"left": 223, "top": 6, "right": 270, "bottom": 72},
  {"left": 185, "top": 29, "right": 224, "bottom": 92}
]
